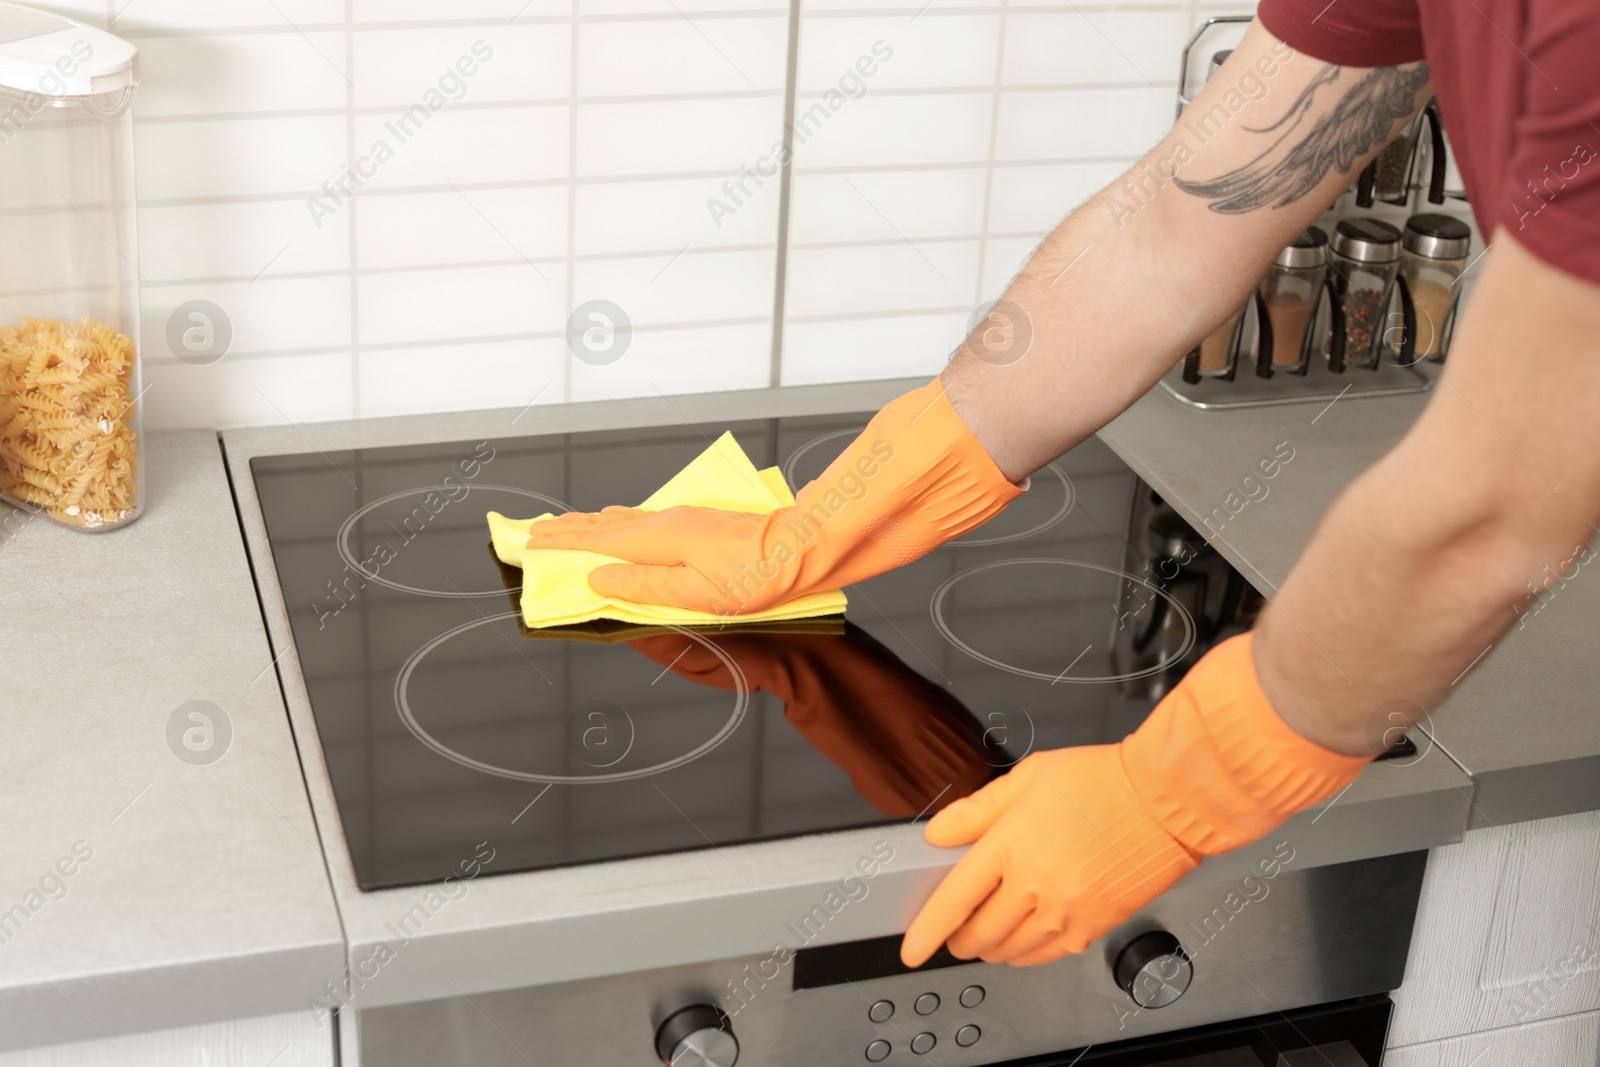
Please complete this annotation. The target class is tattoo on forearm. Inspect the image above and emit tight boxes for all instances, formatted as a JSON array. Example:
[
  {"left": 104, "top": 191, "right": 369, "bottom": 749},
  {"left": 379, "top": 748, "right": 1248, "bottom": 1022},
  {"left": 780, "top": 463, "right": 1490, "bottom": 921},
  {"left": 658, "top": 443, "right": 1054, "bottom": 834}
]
[{"left": 1175, "top": 62, "right": 1430, "bottom": 213}]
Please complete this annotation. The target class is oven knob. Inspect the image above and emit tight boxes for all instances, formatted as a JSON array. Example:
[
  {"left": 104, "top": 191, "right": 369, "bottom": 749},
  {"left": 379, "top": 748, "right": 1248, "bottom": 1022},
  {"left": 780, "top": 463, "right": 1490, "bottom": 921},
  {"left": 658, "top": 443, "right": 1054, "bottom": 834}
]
[
  {"left": 1113, "top": 931, "right": 1193, "bottom": 1009},
  {"left": 655, "top": 1005, "right": 739, "bottom": 1067}
]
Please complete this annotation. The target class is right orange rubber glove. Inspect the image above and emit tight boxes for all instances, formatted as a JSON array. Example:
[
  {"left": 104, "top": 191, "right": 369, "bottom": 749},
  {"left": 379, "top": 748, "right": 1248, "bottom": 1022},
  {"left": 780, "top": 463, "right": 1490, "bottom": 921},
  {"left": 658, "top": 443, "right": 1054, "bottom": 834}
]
[
  {"left": 900, "top": 633, "right": 1371, "bottom": 968},
  {"left": 520, "top": 379, "right": 1022, "bottom": 616}
]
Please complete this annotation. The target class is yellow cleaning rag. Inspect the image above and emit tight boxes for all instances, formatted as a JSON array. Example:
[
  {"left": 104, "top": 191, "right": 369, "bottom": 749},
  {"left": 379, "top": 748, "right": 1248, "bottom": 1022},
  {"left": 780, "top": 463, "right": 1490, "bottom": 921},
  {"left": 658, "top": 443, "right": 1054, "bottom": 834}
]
[{"left": 488, "top": 432, "right": 848, "bottom": 628}]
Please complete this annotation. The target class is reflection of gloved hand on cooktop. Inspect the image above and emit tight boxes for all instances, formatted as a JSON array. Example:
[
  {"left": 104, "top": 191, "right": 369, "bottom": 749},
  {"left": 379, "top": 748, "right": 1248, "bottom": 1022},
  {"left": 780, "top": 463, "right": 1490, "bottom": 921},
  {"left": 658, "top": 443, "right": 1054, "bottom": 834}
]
[{"left": 625, "top": 623, "right": 1001, "bottom": 819}]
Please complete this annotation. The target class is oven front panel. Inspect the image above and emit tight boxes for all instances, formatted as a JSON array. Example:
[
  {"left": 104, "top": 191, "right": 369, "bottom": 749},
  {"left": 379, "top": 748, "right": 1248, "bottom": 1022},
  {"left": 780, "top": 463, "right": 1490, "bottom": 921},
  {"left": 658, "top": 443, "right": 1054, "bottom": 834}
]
[{"left": 355, "top": 850, "right": 1424, "bottom": 1067}]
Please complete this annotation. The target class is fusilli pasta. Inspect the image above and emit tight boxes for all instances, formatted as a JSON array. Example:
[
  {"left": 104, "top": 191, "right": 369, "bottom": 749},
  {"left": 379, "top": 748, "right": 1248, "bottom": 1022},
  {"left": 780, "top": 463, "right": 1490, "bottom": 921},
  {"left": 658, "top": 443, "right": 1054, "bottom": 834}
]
[{"left": 0, "top": 316, "right": 139, "bottom": 528}]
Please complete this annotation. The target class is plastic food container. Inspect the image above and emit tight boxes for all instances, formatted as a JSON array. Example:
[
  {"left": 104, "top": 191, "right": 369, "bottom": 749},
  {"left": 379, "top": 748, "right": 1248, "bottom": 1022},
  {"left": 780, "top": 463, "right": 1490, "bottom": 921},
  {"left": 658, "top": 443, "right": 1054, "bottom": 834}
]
[{"left": 0, "top": 4, "right": 142, "bottom": 530}]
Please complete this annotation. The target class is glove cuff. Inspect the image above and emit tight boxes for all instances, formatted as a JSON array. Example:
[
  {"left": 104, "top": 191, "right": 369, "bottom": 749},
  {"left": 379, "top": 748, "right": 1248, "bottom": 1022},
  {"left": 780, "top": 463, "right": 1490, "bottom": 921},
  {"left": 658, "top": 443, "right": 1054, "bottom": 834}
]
[
  {"left": 1121, "top": 632, "right": 1371, "bottom": 856},
  {"left": 801, "top": 379, "right": 1023, "bottom": 566}
]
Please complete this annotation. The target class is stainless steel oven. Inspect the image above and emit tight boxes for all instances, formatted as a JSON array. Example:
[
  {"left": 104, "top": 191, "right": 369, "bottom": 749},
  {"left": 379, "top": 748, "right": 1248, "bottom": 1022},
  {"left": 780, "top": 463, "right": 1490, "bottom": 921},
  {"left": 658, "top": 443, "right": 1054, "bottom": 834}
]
[{"left": 348, "top": 849, "right": 1424, "bottom": 1065}]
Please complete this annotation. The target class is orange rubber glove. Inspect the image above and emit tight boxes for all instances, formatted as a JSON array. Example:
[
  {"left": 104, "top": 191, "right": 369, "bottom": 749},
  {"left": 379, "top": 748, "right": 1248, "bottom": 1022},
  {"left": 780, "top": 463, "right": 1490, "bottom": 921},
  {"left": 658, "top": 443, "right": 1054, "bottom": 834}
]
[
  {"left": 627, "top": 625, "right": 998, "bottom": 817},
  {"left": 900, "top": 632, "right": 1371, "bottom": 968},
  {"left": 521, "top": 379, "right": 1022, "bottom": 616}
]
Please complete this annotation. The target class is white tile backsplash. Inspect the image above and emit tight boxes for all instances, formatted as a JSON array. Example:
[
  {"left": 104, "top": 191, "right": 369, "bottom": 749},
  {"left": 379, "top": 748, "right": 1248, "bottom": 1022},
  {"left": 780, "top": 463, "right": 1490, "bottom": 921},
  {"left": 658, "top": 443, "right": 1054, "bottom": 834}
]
[
  {"left": 356, "top": 263, "right": 567, "bottom": 346},
  {"left": 356, "top": 186, "right": 569, "bottom": 270},
  {"left": 135, "top": 32, "right": 350, "bottom": 116},
  {"left": 576, "top": 17, "right": 788, "bottom": 96},
  {"left": 357, "top": 338, "right": 566, "bottom": 420},
  {"left": 136, "top": 115, "right": 349, "bottom": 200},
  {"left": 76, "top": 0, "right": 1192, "bottom": 428},
  {"left": 1002, "top": 11, "right": 1188, "bottom": 86},
  {"left": 352, "top": 26, "right": 571, "bottom": 108},
  {"left": 575, "top": 96, "right": 784, "bottom": 177},
  {"left": 795, "top": 15, "right": 998, "bottom": 92}
]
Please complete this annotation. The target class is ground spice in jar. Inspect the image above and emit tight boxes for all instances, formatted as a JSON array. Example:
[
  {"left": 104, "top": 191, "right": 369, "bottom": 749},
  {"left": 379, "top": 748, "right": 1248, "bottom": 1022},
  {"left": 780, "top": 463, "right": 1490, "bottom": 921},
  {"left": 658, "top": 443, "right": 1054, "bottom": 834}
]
[
  {"left": 1408, "top": 278, "right": 1454, "bottom": 357},
  {"left": 1265, "top": 291, "right": 1312, "bottom": 367},
  {"left": 1198, "top": 310, "right": 1242, "bottom": 374},
  {"left": 1339, "top": 289, "right": 1386, "bottom": 364}
]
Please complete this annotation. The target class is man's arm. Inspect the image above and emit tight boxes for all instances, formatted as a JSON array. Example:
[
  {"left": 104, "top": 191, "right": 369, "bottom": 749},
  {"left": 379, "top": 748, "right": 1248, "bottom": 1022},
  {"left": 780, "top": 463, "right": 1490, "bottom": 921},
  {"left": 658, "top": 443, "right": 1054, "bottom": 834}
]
[
  {"left": 943, "top": 19, "right": 1431, "bottom": 480},
  {"left": 1257, "top": 232, "right": 1600, "bottom": 754}
]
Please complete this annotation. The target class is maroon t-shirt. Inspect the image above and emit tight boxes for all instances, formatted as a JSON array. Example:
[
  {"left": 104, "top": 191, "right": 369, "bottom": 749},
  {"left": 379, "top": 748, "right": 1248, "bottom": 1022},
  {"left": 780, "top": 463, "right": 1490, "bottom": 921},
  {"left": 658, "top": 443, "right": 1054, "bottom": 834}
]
[{"left": 1257, "top": 0, "right": 1600, "bottom": 286}]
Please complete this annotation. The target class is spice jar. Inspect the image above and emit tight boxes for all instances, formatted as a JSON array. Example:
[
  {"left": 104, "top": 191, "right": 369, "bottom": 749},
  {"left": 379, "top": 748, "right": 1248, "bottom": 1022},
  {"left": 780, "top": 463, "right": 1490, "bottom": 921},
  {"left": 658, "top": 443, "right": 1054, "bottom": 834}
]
[
  {"left": 1370, "top": 114, "right": 1423, "bottom": 203},
  {"left": 0, "top": 7, "right": 142, "bottom": 531},
  {"left": 1259, "top": 227, "right": 1327, "bottom": 373},
  {"left": 1399, "top": 213, "right": 1471, "bottom": 361},
  {"left": 1326, "top": 218, "right": 1409, "bottom": 371}
]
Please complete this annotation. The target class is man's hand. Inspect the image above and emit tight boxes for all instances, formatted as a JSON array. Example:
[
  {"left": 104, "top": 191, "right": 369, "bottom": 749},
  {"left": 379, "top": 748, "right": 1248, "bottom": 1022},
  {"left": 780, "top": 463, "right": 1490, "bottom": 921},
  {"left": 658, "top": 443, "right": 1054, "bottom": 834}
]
[
  {"left": 901, "top": 634, "right": 1370, "bottom": 968},
  {"left": 901, "top": 746, "right": 1199, "bottom": 968},
  {"left": 523, "top": 379, "right": 1021, "bottom": 616}
]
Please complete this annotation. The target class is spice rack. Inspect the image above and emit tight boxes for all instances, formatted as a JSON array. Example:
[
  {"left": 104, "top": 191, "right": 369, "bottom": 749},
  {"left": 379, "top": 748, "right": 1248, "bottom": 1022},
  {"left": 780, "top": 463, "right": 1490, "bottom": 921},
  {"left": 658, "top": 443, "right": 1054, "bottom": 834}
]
[{"left": 1165, "top": 16, "right": 1473, "bottom": 411}]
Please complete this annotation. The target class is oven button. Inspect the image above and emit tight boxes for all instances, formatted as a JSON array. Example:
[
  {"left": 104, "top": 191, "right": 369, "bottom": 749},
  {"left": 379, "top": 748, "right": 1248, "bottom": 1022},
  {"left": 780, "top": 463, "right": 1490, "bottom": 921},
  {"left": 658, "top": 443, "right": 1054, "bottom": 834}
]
[
  {"left": 956, "top": 1025, "right": 981, "bottom": 1048},
  {"left": 865, "top": 1039, "right": 891, "bottom": 1063},
  {"left": 1113, "top": 930, "right": 1193, "bottom": 1009},
  {"left": 868, "top": 999, "right": 894, "bottom": 1023},
  {"left": 959, "top": 985, "right": 985, "bottom": 1009},
  {"left": 910, "top": 1032, "right": 936, "bottom": 1054},
  {"left": 914, "top": 992, "right": 940, "bottom": 1015},
  {"left": 654, "top": 1004, "right": 739, "bottom": 1067}
]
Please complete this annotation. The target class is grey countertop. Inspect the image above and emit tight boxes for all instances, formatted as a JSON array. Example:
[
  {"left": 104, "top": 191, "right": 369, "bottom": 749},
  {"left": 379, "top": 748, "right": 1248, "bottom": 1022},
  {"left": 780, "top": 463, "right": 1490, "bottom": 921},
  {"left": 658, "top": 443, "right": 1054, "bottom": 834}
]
[
  {"left": 1100, "top": 377, "right": 1600, "bottom": 828},
  {"left": 220, "top": 379, "right": 1472, "bottom": 1013},
  {"left": 3, "top": 371, "right": 1587, "bottom": 1046},
  {"left": 0, "top": 431, "right": 344, "bottom": 1054}
]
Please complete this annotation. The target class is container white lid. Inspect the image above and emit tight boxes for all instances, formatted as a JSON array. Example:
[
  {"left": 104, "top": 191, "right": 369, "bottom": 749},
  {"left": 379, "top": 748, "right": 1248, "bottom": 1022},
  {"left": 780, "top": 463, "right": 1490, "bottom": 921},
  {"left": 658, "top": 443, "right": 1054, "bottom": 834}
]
[{"left": 0, "top": 2, "right": 137, "bottom": 98}]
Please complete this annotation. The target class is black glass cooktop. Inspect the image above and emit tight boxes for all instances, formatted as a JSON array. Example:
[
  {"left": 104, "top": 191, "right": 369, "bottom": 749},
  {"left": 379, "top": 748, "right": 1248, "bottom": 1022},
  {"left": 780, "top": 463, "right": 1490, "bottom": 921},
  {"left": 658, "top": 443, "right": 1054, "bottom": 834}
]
[{"left": 251, "top": 416, "right": 1255, "bottom": 891}]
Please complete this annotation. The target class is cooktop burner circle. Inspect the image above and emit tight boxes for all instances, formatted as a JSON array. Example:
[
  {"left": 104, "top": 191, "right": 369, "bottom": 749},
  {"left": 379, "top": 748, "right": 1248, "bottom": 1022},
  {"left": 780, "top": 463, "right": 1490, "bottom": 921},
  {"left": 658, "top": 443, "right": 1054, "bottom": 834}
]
[
  {"left": 336, "top": 485, "right": 572, "bottom": 599},
  {"left": 394, "top": 611, "right": 750, "bottom": 784},
  {"left": 930, "top": 558, "right": 1196, "bottom": 683},
  {"left": 783, "top": 428, "right": 1073, "bottom": 547}
]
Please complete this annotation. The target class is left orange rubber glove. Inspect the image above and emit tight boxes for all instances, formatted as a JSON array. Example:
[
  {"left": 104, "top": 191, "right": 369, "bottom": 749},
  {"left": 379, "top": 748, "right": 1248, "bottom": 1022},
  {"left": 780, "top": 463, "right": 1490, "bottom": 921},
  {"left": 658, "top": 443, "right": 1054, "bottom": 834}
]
[
  {"left": 520, "top": 379, "right": 1022, "bottom": 616},
  {"left": 900, "top": 632, "right": 1371, "bottom": 968}
]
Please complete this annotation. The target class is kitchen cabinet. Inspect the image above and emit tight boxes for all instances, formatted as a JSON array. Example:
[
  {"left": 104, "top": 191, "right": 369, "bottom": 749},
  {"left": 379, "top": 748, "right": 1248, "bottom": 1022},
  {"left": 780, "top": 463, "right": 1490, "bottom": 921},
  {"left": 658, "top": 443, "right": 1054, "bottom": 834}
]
[{"left": 1385, "top": 808, "right": 1600, "bottom": 1063}]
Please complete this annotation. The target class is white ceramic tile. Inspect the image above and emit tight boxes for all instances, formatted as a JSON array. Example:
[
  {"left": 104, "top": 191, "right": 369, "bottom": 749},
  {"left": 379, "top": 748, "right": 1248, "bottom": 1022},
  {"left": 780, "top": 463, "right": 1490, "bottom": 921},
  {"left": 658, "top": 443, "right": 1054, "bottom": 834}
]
[
  {"left": 352, "top": 26, "right": 569, "bottom": 108},
  {"left": 136, "top": 115, "right": 348, "bottom": 200},
  {"left": 1004, "top": 10, "right": 1188, "bottom": 86},
  {"left": 135, "top": 33, "right": 348, "bottom": 116},
  {"left": 112, "top": 0, "right": 346, "bottom": 31},
  {"left": 353, "top": 0, "right": 567, "bottom": 21},
  {"left": 141, "top": 351, "right": 355, "bottom": 430},
  {"left": 357, "top": 338, "right": 565, "bottom": 418},
  {"left": 567, "top": 321, "right": 770, "bottom": 400},
  {"left": 784, "top": 240, "right": 979, "bottom": 318},
  {"left": 576, "top": 96, "right": 782, "bottom": 177},
  {"left": 574, "top": 175, "right": 779, "bottom": 255},
  {"left": 25, "top": 1, "right": 108, "bottom": 27},
  {"left": 204, "top": 351, "right": 356, "bottom": 427},
  {"left": 803, "top": 0, "right": 999, "bottom": 12},
  {"left": 356, "top": 263, "right": 567, "bottom": 346},
  {"left": 788, "top": 168, "right": 988, "bottom": 244},
  {"left": 141, "top": 276, "right": 353, "bottom": 358},
  {"left": 796, "top": 14, "right": 996, "bottom": 92},
  {"left": 581, "top": 0, "right": 786, "bottom": 17},
  {"left": 348, "top": 104, "right": 569, "bottom": 190},
  {"left": 571, "top": 247, "right": 775, "bottom": 326},
  {"left": 995, "top": 87, "right": 1171, "bottom": 160},
  {"left": 788, "top": 91, "right": 992, "bottom": 169},
  {"left": 356, "top": 186, "right": 568, "bottom": 270},
  {"left": 139, "top": 198, "right": 352, "bottom": 281},
  {"left": 986, "top": 159, "right": 1130, "bottom": 235},
  {"left": 779, "top": 313, "right": 961, "bottom": 386},
  {"left": 577, "top": 16, "right": 787, "bottom": 96}
]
